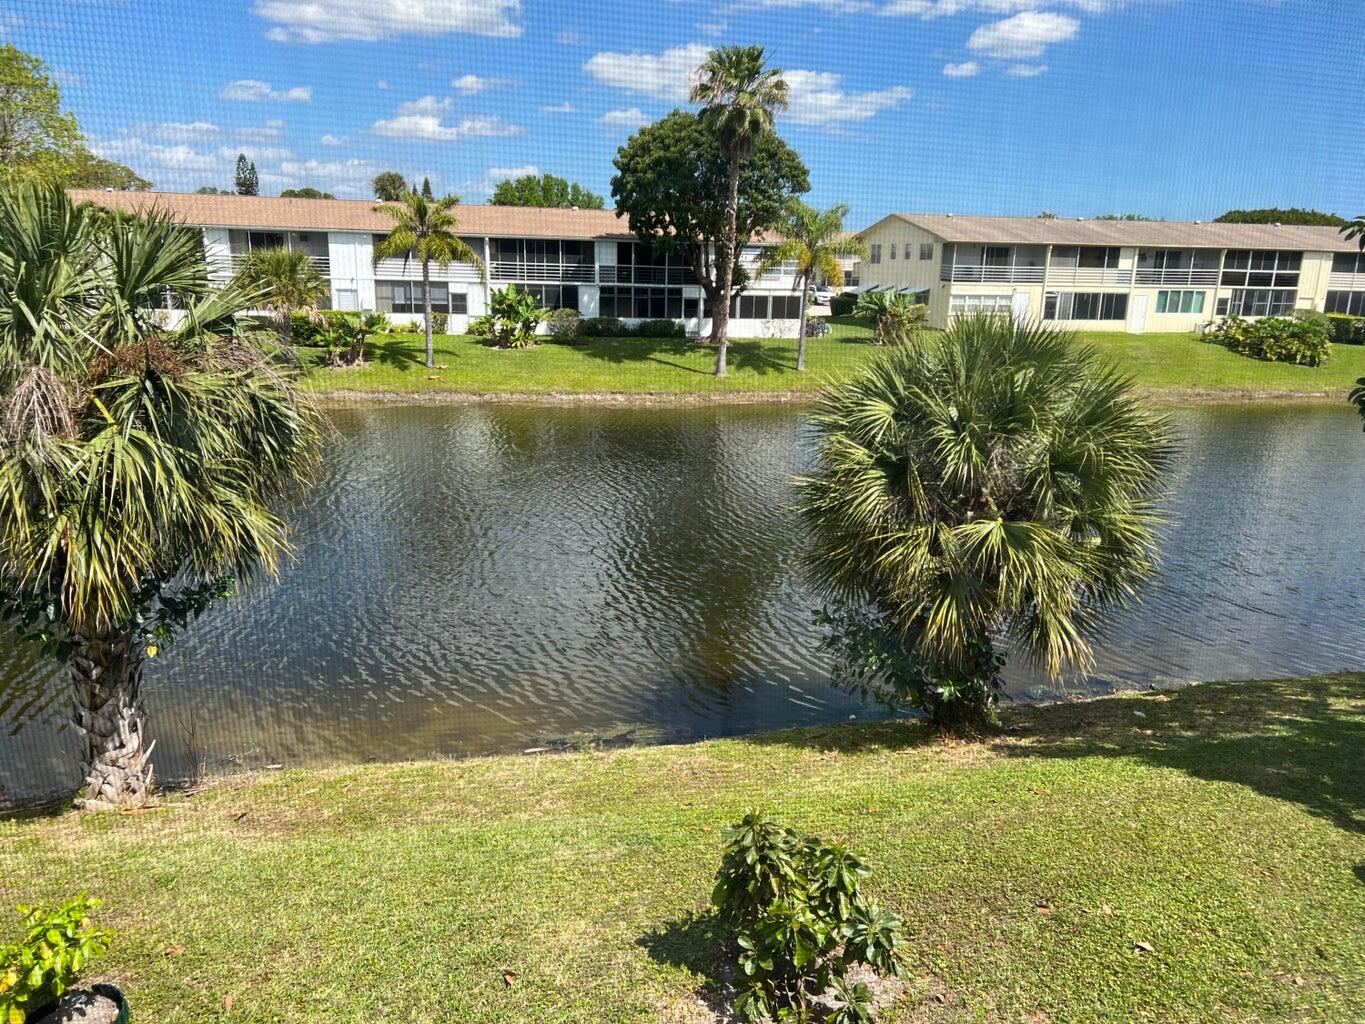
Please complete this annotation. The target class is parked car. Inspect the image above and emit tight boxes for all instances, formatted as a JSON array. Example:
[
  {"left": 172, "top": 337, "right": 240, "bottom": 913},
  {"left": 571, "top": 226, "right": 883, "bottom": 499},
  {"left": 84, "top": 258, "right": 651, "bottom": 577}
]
[{"left": 811, "top": 284, "right": 835, "bottom": 304}]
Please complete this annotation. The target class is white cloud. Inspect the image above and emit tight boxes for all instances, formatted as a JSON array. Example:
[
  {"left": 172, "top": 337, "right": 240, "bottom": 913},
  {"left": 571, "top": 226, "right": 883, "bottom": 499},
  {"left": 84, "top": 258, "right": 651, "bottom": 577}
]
[
  {"left": 320, "top": 134, "right": 347, "bottom": 146},
  {"left": 488, "top": 165, "right": 540, "bottom": 180},
  {"left": 1005, "top": 62, "right": 1048, "bottom": 76},
  {"left": 217, "top": 145, "right": 294, "bottom": 162},
  {"left": 397, "top": 95, "right": 454, "bottom": 117},
  {"left": 238, "top": 119, "right": 287, "bottom": 141},
  {"left": 220, "top": 79, "right": 312, "bottom": 102},
  {"left": 942, "top": 60, "right": 980, "bottom": 77},
  {"left": 784, "top": 70, "right": 912, "bottom": 125},
  {"left": 881, "top": 0, "right": 1117, "bottom": 16},
  {"left": 583, "top": 43, "right": 711, "bottom": 103},
  {"left": 539, "top": 101, "right": 575, "bottom": 114},
  {"left": 599, "top": 108, "right": 651, "bottom": 129},
  {"left": 698, "top": 20, "right": 727, "bottom": 36},
  {"left": 130, "top": 120, "right": 222, "bottom": 141},
  {"left": 92, "top": 139, "right": 221, "bottom": 172},
  {"left": 371, "top": 100, "right": 522, "bottom": 141},
  {"left": 452, "top": 73, "right": 513, "bottom": 94},
  {"left": 967, "top": 11, "right": 1079, "bottom": 58},
  {"left": 253, "top": 0, "right": 522, "bottom": 43}
]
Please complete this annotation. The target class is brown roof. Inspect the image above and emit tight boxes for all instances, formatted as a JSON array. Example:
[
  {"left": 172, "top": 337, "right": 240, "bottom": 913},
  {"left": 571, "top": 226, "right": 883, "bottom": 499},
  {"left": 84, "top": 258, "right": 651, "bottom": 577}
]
[
  {"left": 882, "top": 213, "right": 1359, "bottom": 252},
  {"left": 68, "top": 189, "right": 639, "bottom": 240}
]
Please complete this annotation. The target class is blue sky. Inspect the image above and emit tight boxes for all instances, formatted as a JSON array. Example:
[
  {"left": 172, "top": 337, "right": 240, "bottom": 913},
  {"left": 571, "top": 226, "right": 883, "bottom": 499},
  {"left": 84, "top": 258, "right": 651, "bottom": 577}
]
[{"left": 3, "top": 0, "right": 1362, "bottom": 228}]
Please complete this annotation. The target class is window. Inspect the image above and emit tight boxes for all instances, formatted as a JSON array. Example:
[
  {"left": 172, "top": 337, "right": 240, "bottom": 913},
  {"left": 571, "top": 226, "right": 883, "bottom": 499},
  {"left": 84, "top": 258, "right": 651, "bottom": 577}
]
[
  {"left": 518, "top": 284, "right": 579, "bottom": 310},
  {"left": 869, "top": 244, "right": 882, "bottom": 264},
  {"left": 599, "top": 286, "right": 685, "bottom": 318},
  {"left": 1155, "top": 290, "right": 1206, "bottom": 314},
  {"left": 919, "top": 242, "right": 933, "bottom": 260},
  {"left": 1332, "top": 252, "right": 1365, "bottom": 275},
  {"left": 1043, "top": 292, "right": 1128, "bottom": 320},
  {"left": 1079, "top": 247, "right": 1121, "bottom": 269},
  {"left": 950, "top": 294, "right": 1011, "bottom": 316},
  {"left": 889, "top": 244, "right": 897, "bottom": 260},
  {"left": 1221, "top": 250, "right": 1301, "bottom": 288},
  {"left": 843, "top": 270, "right": 859, "bottom": 287},
  {"left": 770, "top": 294, "right": 802, "bottom": 319},
  {"left": 1218, "top": 288, "right": 1296, "bottom": 317},
  {"left": 736, "top": 294, "right": 770, "bottom": 319},
  {"left": 1325, "top": 291, "right": 1365, "bottom": 315},
  {"left": 375, "top": 280, "right": 465, "bottom": 314}
]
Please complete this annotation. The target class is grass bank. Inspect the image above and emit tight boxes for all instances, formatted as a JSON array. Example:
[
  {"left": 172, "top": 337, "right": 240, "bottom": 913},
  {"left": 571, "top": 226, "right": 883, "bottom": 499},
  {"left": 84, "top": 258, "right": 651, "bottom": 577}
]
[
  {"left": 3, "top": 675, "right": 1362, "bottom": 1023},
  {"left": 297, "top": 320, "right": 1365, "bottom": 403}
]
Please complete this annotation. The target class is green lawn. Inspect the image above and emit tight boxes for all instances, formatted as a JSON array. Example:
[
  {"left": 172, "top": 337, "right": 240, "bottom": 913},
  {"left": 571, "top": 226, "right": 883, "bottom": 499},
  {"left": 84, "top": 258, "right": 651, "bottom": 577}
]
[
  {"left": 298, "top": 320, "right": 1365, "bottom": 401},
  {"left": 3, "top": 675, "right": 1362, "bottom": 1023}
]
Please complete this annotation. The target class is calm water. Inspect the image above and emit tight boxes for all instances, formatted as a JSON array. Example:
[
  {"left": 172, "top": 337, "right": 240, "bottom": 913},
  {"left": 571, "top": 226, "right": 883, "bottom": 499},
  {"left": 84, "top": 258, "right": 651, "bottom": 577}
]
[{"left": 3, "top": 403, "right": 1363, "bottom": 804}]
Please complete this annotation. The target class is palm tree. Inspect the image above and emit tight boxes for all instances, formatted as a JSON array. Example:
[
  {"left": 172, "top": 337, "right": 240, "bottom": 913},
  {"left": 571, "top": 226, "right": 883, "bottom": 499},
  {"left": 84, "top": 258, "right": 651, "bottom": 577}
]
[
  {"left": 796, "top": 315, "right": 1172, "bottom": 731},
  {"left": 0, "top": 183, "right": 323, "bottom": 808},
  {"left": 236, "top": 246, "right": 329, "bottom": 345},
  {"left": 853, "top": 289, "right": 927, "bottom": 345},
  {"left": 691, "top": 45, "right": 789, "bottom": 379},
  {"left": 757, "top": 202, "right": 867, "bottom": 371},
  {"left": 1341, "top": 214, "right": 1365, "bottom": 250},
  {"left": 372, "top": 192, "right": 485, "bottom": 369}
]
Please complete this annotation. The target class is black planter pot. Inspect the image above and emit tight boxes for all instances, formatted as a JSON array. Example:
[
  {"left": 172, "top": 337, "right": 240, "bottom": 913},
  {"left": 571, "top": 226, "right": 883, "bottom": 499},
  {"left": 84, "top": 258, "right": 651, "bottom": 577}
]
[{"left": 28, "top": 984, "right": 129, "bottom": 1024}]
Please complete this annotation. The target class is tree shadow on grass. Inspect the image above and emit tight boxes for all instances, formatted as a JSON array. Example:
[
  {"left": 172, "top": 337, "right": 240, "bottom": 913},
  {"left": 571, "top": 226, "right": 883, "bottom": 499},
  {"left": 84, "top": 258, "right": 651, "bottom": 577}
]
[
  {"left": 740, "top": 675, "right": 1365, "bottom": 837},
  {"left": 575, "top": 337, "right": 798, "bottom": 378},
  {"left": 636, "top": 910, "right": 737, "bottom": 1021},
  {"left": 366, "top": 335, "right": 426, "bottom": 371}
]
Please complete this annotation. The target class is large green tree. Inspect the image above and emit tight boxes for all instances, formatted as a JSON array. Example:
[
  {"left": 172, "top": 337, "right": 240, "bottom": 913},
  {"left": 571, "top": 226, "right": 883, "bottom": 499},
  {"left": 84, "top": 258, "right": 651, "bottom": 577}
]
[
  {"left": 1216, "top": 207, "right": 1346, "bottom": 226},
  {"left": 372, "top": 171, "right": 409, "bottom": 202},
  {"left": 611, "top": 111, "right": 808, "bottom": 345},
  {"left": 491, "top": 173, "right": 604, "bottom": 210},
  {"left": 0, "top": 44, "right": 146, "bottom": 189},
  {"left": 0, "top": 184, "right": 323, "bottom": 808},
  {"left": 234, "top": 154, "right": 259, "bottom": 196},
  {"left": 280, "top": 187, "right": 335, "bottom": 199},
  {"left": 690, "top": 45, "right": 790, "bottom": 378},
  {"left": 372, "top": 193, "right": 485, "bottom": 368},
  {"left": 797, "top": 316, "right": 1171, "bottom": 732},
  {"left": 757, "top": 201, "right": 866, "bottom": 371}
]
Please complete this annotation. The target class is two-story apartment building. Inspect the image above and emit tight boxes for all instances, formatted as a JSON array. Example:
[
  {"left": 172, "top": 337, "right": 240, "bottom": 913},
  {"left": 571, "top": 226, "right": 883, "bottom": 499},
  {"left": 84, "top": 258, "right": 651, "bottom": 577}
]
[
  {"left": 69, "top": 190, "right": 806, "bottom": 336},
  {"left": 852, "top": 213, "right": 1363, "bottom": 332}
]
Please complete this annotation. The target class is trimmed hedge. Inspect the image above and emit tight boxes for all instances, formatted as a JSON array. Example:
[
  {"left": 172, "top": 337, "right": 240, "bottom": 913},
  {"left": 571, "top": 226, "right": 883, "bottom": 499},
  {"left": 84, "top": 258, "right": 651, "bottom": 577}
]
[
  {"left": 578, "top": 316, "right": 631, "bottom": 337},
  {"left": 829, "top": 292, "right": 858, "bottom": 316},
  {"left": 547, "top": 308, "right": 581, "bottom": 342},
  {"left": 1327, "top": 313, "right": 1365, "bottom": 345},
  {"left": 633, "top": 318, "right": 686, "bottom": 338}
]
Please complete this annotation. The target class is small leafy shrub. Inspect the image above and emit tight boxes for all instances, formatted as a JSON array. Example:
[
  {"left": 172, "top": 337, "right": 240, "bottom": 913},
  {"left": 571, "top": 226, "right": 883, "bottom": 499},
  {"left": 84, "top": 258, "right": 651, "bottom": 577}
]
[
  {"left": 578, "top": 316, "right": 630, "bottom": 337},
  {"left": 1207, "top": 314, "right": 1331, "bottom": 366},
  {"left": 1327, "top": 313, "right": 1365, "bottom": 345},
  {"left": 632, "top": 318, "right": 686, "bottom": 338},
  {"left": 713, "top": 811, "right": 906, "bottom": 1024},
  {"left": 854, "top": 292, "right": 927, "bottom": 346},
  {"left": 829, "top": 293, "right": 858, "bottom": 317},
  {"left": 478, "top": 284, "right": 548, "bottom": 349},
  {"left": 430, "top": 311, "right": 448, "bottom": 335},
  {"left": 806, "top": 316, "right": 832, "bottom": 338},
  {"left": 547, "top": 308, "right": 581, "bottom": 343},
  {"left": 0, "top": 896, "right": 113, "bottom": 1023},
  {"left": 292, "top": 309, "right": 377, "bottom": 345}
]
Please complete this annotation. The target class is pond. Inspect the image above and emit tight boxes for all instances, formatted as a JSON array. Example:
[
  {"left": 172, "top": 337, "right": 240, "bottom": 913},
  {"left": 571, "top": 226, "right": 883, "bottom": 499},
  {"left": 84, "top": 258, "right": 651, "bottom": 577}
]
[{"left": 3, "top": 402, "right": 1363, "bottom": 804}]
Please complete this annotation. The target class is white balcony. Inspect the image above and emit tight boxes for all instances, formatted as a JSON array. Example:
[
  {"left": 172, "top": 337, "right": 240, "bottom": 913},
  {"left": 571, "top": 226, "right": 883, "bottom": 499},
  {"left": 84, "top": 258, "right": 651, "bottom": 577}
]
[
  {"left": 490, "top": 260, "right": 596, "bottom": 283},
  {"left": 598, "top": 264, "right": 696, "bottom": 285},
  {"left": 941, "top": 265, "right": 1046, "bottom": 283},
  {"left": 1134, "top": 268, "right": 1219, "bottom": 287},
  {"left": 210, "top": 253, "right": 330, "bottom": 278},
  {"left": 1328, "top": 271, "right": 1365, "bottom": 290},
  {"left": 1046, "top": 267, "right": 1135, "bottom": 287}
]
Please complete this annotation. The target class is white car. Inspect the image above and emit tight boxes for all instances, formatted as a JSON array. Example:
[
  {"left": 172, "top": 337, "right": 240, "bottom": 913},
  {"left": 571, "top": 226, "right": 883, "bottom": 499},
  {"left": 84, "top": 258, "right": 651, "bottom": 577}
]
[{"left": 811, "top": 285, "right": 835, "bottom": 305}]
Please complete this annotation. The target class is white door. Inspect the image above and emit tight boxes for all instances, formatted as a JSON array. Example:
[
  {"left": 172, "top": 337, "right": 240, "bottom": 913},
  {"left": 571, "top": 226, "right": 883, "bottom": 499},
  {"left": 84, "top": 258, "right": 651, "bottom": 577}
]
[
  {"left": 1127, "top": 294, "right": 1148, "bottom": 333},
  {"left": 1011, "top": 292, "right": 1030, "bottom": 323}
]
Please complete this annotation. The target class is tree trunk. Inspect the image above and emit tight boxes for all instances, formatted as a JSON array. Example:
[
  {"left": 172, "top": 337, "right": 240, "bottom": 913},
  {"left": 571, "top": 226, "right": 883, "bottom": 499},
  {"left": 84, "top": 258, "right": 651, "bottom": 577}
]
[
  {"left": 71, "top": 633, "right": 154, "bottom": 810},
  {"left": 714, "top": 153, "right": 742, "bottom": 379},
  {"left": 422, "top": 260, "right": 435, "bottom": 368},
  {"left": 795, "top": 274, "right": 808, "bottom": 372}
]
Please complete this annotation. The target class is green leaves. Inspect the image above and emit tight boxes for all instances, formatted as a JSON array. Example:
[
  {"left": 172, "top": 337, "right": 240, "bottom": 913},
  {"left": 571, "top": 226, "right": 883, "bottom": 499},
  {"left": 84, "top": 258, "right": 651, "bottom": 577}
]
[{"left": 0, "top": 895, "right": 112, "bottom": 1022}]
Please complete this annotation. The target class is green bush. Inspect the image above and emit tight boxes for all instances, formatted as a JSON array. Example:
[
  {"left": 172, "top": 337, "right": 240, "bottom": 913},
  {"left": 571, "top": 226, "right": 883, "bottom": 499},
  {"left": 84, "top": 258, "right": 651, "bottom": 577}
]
[
  {"left": 1327, "top": 313, "right": 1365, "bottom": 345},
  {"left": 429, "top": 311, "right": 448, "bottom": 335},
  {"left": 632, "top": 318, "right": 686, "bottom": 338},
  {"left": 1206, "top": 314, "right": 1331, "bottom": 367},
  {"left": 291, "top": 309, "right": 370, "bottom": 345},
  {"left": 547, "top": 308, "right": 581, "bottom": 343},
  {"left": 578, "top": 316, "right": 630, "bottom": 337},
  {"left": 712, "top": 811, "right": 907, "bottom": 1024},
  {"left": 829, "top": 293, "right": 859, "bottom": 316},
  {"left": 0, "top": 896, "right": 113, "bottom": 1023}
]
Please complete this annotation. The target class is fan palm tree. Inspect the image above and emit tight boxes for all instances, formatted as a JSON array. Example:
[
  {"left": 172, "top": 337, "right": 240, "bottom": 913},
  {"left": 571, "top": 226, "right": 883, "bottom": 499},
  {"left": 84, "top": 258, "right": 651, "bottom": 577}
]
[
  {"left": 853, "top": 289, "right": 927, "bottom": 345},
  {"left": 691, "top": 45, "right": 789, "bottom": 379},
  {"left": 0, "top": 183, "right": 323, "bottom": 809},
  {"left": 757, "top": 202, "right": 867, "bottom": 371},
  {"left": 236, "top": 247, "right": 329, "bottom": 345},
  {"left": 797, "top": 315, "right": 1172, "bottom": 731},
  {"left": 372, "top": 192, "right": 485, "bottom": 369}
]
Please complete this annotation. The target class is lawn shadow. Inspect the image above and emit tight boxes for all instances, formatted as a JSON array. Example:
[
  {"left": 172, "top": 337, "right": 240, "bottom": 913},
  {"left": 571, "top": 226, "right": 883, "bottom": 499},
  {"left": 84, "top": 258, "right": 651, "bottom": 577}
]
[
  {"left": 575, "top": 336, "right": 798, "bottom": 377},
  {"left": 636, "top": 909, "right": 737, "bottom": 1022},
  {"left": 366, "top": 335, "right": 425, "bottom": 371}
]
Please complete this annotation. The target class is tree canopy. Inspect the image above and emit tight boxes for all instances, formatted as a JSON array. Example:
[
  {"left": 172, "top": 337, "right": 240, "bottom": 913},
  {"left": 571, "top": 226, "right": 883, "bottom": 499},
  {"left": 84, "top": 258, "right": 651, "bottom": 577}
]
[
  {"left": 491, "top": 173, "right": 604, "bottom": 210},
  {"left": 234, "top": 154, "right": 259, "bottom": 196},
  {"left": 1215, "top": 207, "right": 1346, "bottom": 226},
  {"left": 280, "top": 187, "right": 336, "bottom": 199},
  {"left": 372, "top": 171, "right": 408, "bottom": 202},
  {"left": 611, "top": 110, "right": 808, "bottom": 320}
]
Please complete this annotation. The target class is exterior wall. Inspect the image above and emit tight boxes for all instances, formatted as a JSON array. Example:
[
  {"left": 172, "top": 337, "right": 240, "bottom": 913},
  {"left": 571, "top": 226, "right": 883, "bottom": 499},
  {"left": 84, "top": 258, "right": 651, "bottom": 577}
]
[{"left": 851, "top": 219, "right": 941, "bottom": 293}]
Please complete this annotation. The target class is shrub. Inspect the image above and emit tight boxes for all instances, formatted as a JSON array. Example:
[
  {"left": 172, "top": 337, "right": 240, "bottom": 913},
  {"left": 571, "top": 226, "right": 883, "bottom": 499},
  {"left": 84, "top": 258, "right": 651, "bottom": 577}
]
[
  {"left": 632, "top": 318, "right": 686, "bottom": 338},
  {"left": 547, "top": 307, "right": 581, "bottom": 342},
  {"left": 430, "top": 311, "right": 448, "bottom": 335},
  {"left": 829, "top": 293, "right": 858, "bottom": 316},
  {"left": 291, "top": 309, "right": 376, "bottom": 345},
  {"left": 578, "top": 316, "right": 630, "bottom": 337},
  {"left": 713, "top": 811, "right": 906, "bottom": 1024},
  {"left": 1327, "top": 313, "right": 1365, "bottom": 345},
  {"left": 1206, "top": 314, "right": 1331, "bottom": 366},
  {"left": 854, "top": 292, "right": 927, "bottom": 345},
  {"left": 478, "top": 284, "right": 548, "bottom": 349},
  {"left": 0, "top": 896, "right": 113, "bottom": 1023}
]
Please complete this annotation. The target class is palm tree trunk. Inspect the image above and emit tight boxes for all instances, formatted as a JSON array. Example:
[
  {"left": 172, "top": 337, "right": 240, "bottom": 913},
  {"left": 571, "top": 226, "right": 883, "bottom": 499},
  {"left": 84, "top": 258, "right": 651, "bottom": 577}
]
[
  {"left": 422, "top": 260, "right": 435, "bottom": 368},
  {"left": 795, "top": 273, "right": 808, "bottom": 372},
  {"left": 71, "top": 633, "right": 154, "bottom": 810},
  {"left": 714, "top": 153, "right": 742, "bottom": 379}
]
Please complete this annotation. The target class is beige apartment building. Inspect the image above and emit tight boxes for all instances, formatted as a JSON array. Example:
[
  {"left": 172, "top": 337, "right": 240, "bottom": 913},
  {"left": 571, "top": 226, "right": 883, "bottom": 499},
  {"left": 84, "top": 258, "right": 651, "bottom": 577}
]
[{"left": 852, "top": 214, "right": 1365, "bottom": 332}]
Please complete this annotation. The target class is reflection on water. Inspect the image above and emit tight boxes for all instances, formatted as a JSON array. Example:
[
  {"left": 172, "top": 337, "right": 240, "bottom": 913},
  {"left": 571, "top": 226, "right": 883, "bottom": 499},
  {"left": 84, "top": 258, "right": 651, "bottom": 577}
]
[{"left": 3, "top": 403, "right": 1363, "bottom": 803}]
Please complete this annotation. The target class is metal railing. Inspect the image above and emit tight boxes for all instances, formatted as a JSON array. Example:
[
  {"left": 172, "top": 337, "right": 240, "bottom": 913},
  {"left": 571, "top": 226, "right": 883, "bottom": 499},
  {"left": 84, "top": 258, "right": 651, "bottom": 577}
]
[
  {"left": 1045, "top": 267, "right": 1135, "bottom": 287},
  {"left": 598, "top": 264, "right": 697, "bottom": 285},
  {"left": 940, "top": 265, "right": 1046, "bottom": 283},
  {"left": 1328, "top": 272, "right": 1365, "bottom": 290},
  {"left": 490, "top": 260, "right": 596, "bottom": 283},
  {"left": 1134, "top": 268, "right": 1219, "bottom": 286},
  {"left": 210, "top": 253, "right": 330, "bottom": 277}
]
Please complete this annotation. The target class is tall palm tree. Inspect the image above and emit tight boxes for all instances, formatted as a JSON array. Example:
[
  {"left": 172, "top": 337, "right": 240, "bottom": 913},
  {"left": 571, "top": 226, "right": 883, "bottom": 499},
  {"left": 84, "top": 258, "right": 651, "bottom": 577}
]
[
  {"left": 0, "top": 183, "right": 323, "bottom": 808},
  {"left": 372, "top": 192, "right": 485, "bottom": 369},
  {"left": 691, "top": 45, "right": 789, "bottom": 379},
  {"left": 236, "top": 246, "right": 329, "bottom": 345},
  {"left": 757, "top": 201, "right": 867, "bottom": 371},
  {"left": 796, "top": 315, "right": 1172, "bottom": 731},
  {"left": 1341, "top": 214, "right": 1365, "bottom": 250}
]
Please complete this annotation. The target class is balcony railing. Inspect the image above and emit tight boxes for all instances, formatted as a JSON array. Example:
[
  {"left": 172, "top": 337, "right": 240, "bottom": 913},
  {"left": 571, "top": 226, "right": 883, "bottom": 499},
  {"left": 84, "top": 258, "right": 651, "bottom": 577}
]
[
  {"left": 598, "top": 264, "right": 697, "bottom": 285},
  {"left": 1134, "top": 268, "right": 1219, "bottom": 287},
  {"left": 1328, "top": 271, "right": 1365, "bottom": 290},
  {"left": 940, "top": 265, "right": 1045, "bottom": 283},
  {"left": 210, "top": 253, "right": 330, "bottom": 277},
  {"left": 490, "top": 260, "right": 596, "bottom": 283},
  {"left": 1046, "top": 267, "right": 1135, "bottom": 287}
]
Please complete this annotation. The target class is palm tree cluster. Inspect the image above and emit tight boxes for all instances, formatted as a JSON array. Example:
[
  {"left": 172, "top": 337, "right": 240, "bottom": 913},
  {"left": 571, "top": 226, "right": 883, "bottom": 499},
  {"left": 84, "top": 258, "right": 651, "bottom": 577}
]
[
  {"left": 854, "top": 290, "right": 928, "bottom": 346},
  {"left": 236, "top": 246, "right": 329, "bottom": 345},
  {"left": 798, "top": 315, "right": 1173, "bottom": 730},
  {"left": 0, "top": 184, "right": 323, "bottom": 808}
]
